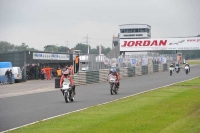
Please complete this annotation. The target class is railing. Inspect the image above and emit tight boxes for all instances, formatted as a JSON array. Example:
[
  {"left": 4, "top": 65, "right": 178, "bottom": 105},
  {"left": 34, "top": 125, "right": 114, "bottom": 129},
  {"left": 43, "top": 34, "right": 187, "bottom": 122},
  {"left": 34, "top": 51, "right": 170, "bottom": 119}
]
[{"left": 73, "top": 63, "right": 170, "bottom": 86}]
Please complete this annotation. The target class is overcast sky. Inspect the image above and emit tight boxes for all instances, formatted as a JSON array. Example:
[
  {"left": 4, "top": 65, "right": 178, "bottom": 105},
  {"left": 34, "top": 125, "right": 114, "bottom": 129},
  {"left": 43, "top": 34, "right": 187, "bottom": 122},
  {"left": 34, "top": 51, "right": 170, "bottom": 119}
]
[{"left": 0, "top": 0, "right": 199, "bottom": 50}]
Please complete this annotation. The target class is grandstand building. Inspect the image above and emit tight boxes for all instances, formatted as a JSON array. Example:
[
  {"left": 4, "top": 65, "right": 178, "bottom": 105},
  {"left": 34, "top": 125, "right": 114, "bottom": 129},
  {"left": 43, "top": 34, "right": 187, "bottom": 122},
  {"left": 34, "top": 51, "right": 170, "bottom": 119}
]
[{"left": 107, "top": 24, "right": 151, "bottom": 58}]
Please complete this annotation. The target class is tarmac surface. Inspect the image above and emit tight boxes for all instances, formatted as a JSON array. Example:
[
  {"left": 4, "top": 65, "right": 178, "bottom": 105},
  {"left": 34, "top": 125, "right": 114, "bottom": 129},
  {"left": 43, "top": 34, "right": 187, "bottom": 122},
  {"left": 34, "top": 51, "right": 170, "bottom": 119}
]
[{"left": 0, "top": 65, "right": 200, "bottom": 132}]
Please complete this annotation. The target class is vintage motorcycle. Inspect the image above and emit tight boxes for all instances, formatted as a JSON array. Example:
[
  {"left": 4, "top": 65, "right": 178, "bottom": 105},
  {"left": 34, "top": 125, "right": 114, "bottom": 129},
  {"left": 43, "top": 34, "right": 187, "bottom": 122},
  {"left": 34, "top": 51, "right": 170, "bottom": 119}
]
[
  {"left": 185, "top": 66, "right": 189, "bottom": 75},
  {"left": 169, "top": 67, "right": 174, "bottom": 76},
  {"left": 109, "top": 75, "right": 118, "bottom": 95},
  {"left": 175, "top": 66, "right": 180, "bottom": 73},
  {"left": 61, "top": 78, "right": 74, "bottom": 103}
]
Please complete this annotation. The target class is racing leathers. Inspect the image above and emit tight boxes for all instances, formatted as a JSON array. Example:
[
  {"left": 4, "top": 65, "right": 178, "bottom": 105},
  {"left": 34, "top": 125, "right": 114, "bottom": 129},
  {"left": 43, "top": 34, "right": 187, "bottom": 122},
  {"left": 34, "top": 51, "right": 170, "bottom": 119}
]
[{"left": 60, "top": 75, "right": 76, "bottom": 95}]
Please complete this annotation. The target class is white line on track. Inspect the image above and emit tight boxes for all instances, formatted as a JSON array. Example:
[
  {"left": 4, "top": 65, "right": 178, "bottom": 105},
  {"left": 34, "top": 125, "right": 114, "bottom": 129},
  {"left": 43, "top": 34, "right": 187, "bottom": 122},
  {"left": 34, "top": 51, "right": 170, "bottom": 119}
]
[{"left": 1, "top": 76, "right": 199, "bottom": 133}]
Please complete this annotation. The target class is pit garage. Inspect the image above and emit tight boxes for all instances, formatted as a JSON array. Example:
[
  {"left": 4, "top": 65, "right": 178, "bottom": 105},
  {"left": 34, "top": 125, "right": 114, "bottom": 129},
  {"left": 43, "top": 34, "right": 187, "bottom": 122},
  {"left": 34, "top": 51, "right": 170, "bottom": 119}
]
[{"left": 0, "top": 50, "right": 73, "bottom": 81}]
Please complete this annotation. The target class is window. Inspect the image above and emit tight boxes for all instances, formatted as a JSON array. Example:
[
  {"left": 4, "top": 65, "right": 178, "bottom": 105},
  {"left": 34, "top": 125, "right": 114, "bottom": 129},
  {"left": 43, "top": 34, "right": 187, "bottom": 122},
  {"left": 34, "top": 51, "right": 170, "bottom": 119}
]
[
  {"left": 139, "top": 29, "right": 142, "bottom": 32},
  {"left": 128, "top": 29, "right": 132, "bottom": 33},
  {"left": 120, "top": 29, "right": 125, "bottom": 33},
  {"left": 142, "top": 29, "right": 146, "bottom": 32},
  {"left": 135, "top": 29, "right": 138, "bottom": 32}
]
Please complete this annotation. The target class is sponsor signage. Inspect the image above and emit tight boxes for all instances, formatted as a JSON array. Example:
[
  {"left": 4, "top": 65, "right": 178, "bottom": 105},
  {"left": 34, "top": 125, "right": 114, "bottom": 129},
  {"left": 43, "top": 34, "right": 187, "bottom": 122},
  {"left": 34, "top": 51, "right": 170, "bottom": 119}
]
[
  {"left": 131, "top": 58, "right": 135, "bottom": 65},
  {"left": 120, "top": 33, "right": 149, "bottom": 39},
  {"left": 33, "top": 53, "right": 70, "bottom": 60},
  {"left": 120, "top": 37, "right": 200, "bottom": 51}
]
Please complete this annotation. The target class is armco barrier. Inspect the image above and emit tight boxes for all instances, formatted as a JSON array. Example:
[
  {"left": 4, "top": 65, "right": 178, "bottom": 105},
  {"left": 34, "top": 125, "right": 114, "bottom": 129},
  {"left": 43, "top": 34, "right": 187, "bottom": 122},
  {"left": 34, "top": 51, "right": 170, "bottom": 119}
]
[
  {"left": 142, "top": 66, "right": 148, "bottom": 75},
  {"left": 153, "top": 64, "right": 159, "bottom": 73},
  {"left": 159, "top": 64, "right": 163, "bottom": 72},
  {"left": 73, "top": 71, "right": 86, "bottom": 85},
  {"left": 163, "top": 64, "right": 168, "bottom": 71},
  {"left": 73, "top": 63, "right": 168, "bottom": 86},
  {"left": 85, "top": 71, "right": 99, "bottom": 84},
  {"left": 135, "top": 67, "right": 142, "bottom": 76},
  {"left": 148, "top": 65, "right": 153, "bottom": 74},
  {"left": 127, "top": 67, "right": 135, "bottom": 77},
  {"left": 99, "top": 69, "right": 109, "bottom": 82}
]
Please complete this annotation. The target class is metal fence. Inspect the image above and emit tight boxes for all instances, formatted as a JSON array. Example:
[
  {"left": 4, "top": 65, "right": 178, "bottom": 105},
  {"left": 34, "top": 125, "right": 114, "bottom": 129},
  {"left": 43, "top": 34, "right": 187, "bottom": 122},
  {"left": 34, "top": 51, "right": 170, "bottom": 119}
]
[{"left": 79, "top": 53, "right": 177, "bottom": 71}]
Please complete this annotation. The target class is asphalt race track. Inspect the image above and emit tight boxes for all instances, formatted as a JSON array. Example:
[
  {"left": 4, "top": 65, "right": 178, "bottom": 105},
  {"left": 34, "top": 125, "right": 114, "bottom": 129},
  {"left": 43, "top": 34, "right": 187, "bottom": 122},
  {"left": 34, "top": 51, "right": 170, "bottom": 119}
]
[{"left": 0, "top": 65, "right": 200, "bottom": 132}]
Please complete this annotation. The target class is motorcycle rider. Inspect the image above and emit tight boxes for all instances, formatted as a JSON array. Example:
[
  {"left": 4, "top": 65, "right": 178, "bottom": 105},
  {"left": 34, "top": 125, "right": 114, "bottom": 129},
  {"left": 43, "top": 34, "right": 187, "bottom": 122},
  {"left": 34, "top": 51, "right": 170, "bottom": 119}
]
[
  {"left": 184, "top": 63, "right": 190, "bottom": 72},
  {"left": 60, "top": 71, "right": 76, "bottom": 96},
  {"left": 108, "top": 68, "right": 120, "bottom": 90},
  {"left": 175, "top": 62, "right": 180, "bottom": 67},
  {"left": 175, "top": 62, "right": 180, "bottom": 71},
  {"left": 170, "top": 63, "right": 174, "bottom": 67},
  {"left": 169, "top": 63, "right": 175, "bottom": 72}
]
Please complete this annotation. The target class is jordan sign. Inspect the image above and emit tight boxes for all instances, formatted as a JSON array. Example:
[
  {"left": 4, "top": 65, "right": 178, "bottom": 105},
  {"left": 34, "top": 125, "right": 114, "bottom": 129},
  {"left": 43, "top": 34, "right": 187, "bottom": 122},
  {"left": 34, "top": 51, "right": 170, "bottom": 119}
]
[{"left": 120, "top": 37, "right": 200, "bottom": 51}]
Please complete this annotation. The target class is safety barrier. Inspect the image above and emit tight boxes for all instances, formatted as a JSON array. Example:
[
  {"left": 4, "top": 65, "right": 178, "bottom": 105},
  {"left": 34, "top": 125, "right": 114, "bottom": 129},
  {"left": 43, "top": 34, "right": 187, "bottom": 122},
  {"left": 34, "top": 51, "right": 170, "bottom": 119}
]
[
  {"left": 148, "top": 65, "right": 153, "bottom": 74},
  {"left": 153, "top": 64, "right": 159, "bottom": 73},
  {"left": 163, "top": 64, "right": 168, "bottom": 72},
  {"left": 0, "top": 75, "right": 15, "bottom": 85},
  {"left": 142, "top": 66, "right": 148, "bottom": 75},
  {"left": 70, "top": 63, "right": 169, "bottom": 86}
]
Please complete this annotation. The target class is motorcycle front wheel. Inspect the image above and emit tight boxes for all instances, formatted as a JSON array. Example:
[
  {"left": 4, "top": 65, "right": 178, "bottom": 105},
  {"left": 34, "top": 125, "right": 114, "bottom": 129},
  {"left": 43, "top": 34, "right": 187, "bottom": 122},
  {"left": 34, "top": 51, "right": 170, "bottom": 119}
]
[
  {"left": 64, "top": 91, "right": 69, "bottom": 103},
  {"left": 114, "top": 84, "right": 118, "bottom": 94},
  {"left": 110, "top": 84, "right": 114, "bottom": 95},
  {"left": 170, "top": 70, "right": 172, "bottom": 76}
]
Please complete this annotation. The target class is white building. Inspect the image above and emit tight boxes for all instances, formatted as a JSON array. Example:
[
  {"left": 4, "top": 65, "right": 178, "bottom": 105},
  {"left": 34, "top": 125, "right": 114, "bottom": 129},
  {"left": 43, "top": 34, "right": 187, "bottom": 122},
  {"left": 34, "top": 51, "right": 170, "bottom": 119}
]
[
  {"left": 118, "top": 24, "right": 151, "bottom": 55},
  {"left": 119, "top": 24, "right": 151, "bottom": 39}
]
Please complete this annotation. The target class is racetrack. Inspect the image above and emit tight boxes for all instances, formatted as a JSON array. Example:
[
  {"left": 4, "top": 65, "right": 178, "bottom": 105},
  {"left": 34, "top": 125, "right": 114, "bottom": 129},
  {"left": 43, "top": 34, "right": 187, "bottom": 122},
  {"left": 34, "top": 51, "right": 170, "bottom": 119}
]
[{"left": 0, "top": 65, "right": 200, "bottom": 132}]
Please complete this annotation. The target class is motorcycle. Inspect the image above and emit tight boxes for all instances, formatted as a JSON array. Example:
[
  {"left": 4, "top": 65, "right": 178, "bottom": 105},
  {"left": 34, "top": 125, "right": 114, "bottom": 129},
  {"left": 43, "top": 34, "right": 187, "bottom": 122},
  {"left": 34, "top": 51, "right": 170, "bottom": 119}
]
[
  {"left": 185, "top": 66, "right": 189, "bottom": 74},
  {"left": 175, "top": 66, "right": 180, "bottom": 73},
  {"left": 169, "top": 67, "right": 174, "bottom": 76},
  {"left": 109, "top": 75, "right": 118, "bottom": 95},
  {"left": 61, "top": 78, "right": 74, "bottom": 103}
]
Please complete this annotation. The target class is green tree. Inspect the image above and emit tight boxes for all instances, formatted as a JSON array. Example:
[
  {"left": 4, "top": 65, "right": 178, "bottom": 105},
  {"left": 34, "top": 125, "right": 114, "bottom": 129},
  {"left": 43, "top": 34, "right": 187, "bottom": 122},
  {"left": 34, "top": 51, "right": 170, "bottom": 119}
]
[
  {"left": 71, "top": 43, "right": 111, "bottom": 55},
  {"left": 0, "top": 42, "right": 38, "bottom": 52},
  {"left": 0, "top": 41, "right": 15, "bottom": 52},
  {"left": 44, "top": 45, "right": 58, "bottom": 52},
  {"left": 58, "top": 46, "right": 70, "bottom": 53}
]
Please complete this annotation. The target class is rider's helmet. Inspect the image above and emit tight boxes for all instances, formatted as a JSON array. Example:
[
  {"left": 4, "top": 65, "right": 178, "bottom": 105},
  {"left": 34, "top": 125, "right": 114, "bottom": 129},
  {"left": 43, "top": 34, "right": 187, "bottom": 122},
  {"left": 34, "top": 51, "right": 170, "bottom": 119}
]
[
  {"left": 63, "top": 71, "right": 69, "bottom": 77},
  {"left": 111, "top": 68, "right": 117, "bottom": 74}
]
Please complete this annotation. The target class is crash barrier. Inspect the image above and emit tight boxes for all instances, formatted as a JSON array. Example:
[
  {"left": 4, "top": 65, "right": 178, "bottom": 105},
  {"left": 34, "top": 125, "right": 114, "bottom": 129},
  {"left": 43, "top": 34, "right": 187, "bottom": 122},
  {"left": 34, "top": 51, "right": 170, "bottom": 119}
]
[
  {"left": 0, "top": 75, "right": 15, "bottom": 85},
  {"left": 163, "top": 64, "right": 168, "bottom": 71},
  {"left": 67, "top": 63, "right": 170, "bottom": 87},
  {"left": 54, "top": 63, "right": 170, "bottom": 87}
]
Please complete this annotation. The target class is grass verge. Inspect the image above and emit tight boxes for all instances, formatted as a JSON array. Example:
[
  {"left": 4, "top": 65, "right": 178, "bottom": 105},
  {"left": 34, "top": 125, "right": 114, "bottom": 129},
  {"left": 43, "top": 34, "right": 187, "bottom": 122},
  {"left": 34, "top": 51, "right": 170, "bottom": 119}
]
[
  {"left": 8, "top": 77, "right": 200, "bottom": 133},
  {"left": 186, "top": 60, "right": 200, "bottom": 65}
]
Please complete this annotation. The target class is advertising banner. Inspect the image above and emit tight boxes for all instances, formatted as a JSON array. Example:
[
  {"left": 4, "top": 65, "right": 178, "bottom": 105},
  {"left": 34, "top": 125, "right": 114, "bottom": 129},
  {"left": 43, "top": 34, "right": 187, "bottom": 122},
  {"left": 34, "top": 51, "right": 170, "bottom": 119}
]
[
  {"left": 120, "top": 37, "right": 200, "bottom": 51},
  {"left": 33, "top": 53, "right": 70, "bottom": 60},
  {"left": 142, "top": 58, "right": 148, "bottom": 66},
  {"left": 131, "top": 58, "right": 135, "bottom": 65}
]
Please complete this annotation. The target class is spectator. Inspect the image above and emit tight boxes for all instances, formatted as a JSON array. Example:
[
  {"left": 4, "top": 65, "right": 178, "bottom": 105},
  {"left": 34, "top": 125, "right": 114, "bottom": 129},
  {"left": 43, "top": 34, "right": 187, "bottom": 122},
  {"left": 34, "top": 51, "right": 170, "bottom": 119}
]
[
  {"left": 56, "top": 67, "right": 62, "bottom": 77},
  {"left": 44, "top": 66, "right": 54, "bottom": 80},
  {"left": 5, "top": 69, "right": 10, "bottom": 83},
  {"left": 75, "top": 55, "right": 80, "bottom": 73},
  {"left": 62, "top": 65, "right": 68, "bottom": 74},
  {"left": 40, "top": 67, "right": 45, "bottom": 80},
  {"left": 9, "top": 69, "right": 13, "bottom": 83}
]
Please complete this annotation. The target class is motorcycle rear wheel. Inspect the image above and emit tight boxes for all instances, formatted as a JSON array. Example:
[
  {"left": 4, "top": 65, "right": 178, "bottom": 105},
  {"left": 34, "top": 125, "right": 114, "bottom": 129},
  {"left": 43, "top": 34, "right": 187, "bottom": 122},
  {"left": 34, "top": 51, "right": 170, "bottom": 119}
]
[{"left": 110, "top": 84, "right": 114, "bottom": 95}]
